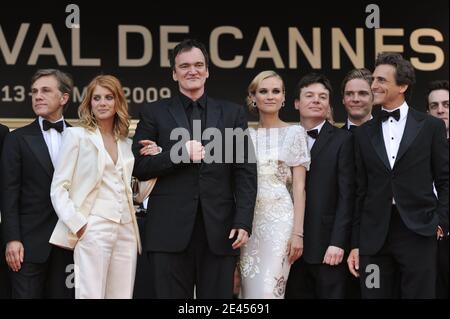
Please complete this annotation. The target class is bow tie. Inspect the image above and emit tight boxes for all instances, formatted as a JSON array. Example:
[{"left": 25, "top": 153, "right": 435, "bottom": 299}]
[
  {"left": 349, "top": 125, "right": 357, "bottom": 132},
  {"left": 380, "top": 109, "right": 400, "bottom": 122},
  {"left": 43, "top": 120, "right": 64, "bottom": 133},
  {"left": 307, "top": 129, "right": 319, "bottom": 139}
]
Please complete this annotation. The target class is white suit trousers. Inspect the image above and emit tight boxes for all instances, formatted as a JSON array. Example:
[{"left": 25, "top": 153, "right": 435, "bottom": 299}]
[{"left": 74, "top": 214, "right": 137, "bottom": 299}]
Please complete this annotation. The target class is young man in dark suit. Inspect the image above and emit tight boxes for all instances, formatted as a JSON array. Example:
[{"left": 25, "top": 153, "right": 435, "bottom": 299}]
[
  {"left": 341, "top": 68, "right": 374, "bottom": 132},
  {"left": 1, "top": 69, "right": 74, "bottom": 298},
  {"left": 285, "top": 73, "right": 355, "bottom": 298},
  {"left": 132, "top": 39, "right": 257, "bottom": 299},
  {"left": 426, "top": 80, "right": 449, "bottom": 299},
  {"left": 348, "top": 53, "right": 449, "bottom": 298},
  {"left": 339, "top": 68, "right": 375, "bottom": 298}
]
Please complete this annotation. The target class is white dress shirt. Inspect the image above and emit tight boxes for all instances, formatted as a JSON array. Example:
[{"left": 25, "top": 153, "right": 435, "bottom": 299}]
[
  {"left": 381, "top": 102, "right": 409, "bottom": 204},
  {"left": 306, "top": 120, "right": 326, "bottom": 152},
  {"left": 381, "top": 102, "right": 409, "bottom": 169},
  {"left": 38, "top": 116, "right": 66, "bottom": 166}
]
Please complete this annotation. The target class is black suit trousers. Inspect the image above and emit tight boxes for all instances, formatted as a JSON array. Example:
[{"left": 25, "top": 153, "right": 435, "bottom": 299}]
[
  {"left": 285, "top": 258, "right": 348, "bottom": 299},
  {"left": 360, "top": 206, "right": 437, "bottom": 299},
  {"left": 10, "top": 246, "right": 74, "bottom": 299},
  {"left": 437, "top": 235, "right": 449, "bottom": 299},
  {"left": 147, "top": 203, "right": 237, "bottom": 299}
]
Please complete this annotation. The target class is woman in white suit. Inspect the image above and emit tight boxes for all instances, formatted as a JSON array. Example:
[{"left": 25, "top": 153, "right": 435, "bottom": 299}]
[{"left": 50, "top": 75, "right": 155, "bottom": 299}]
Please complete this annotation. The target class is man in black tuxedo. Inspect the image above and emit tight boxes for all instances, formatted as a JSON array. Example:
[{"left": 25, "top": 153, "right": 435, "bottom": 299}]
[
  {"left": 132, "top": 39, "right": 257, "bottom": 299},
  {"left": 339, "top": 68, "right": 375, "bottom": 299},
  {"left": 285, "top": 73, "right": 355, "bottom": 299},
  {"left": 348, "top": 53, "right": 449, "bottom": 298},
  {"left": 0, "top": 123, "right": 10, "bottom": 298},
  {"left": 426, "top": 80, "right": 449, "bottom": 299},
  {"left": 1, "top": 69, "right": 74, "bottom": 298},
  {"left": 341, "top": 68, "right": 374, "bottom": 132}
]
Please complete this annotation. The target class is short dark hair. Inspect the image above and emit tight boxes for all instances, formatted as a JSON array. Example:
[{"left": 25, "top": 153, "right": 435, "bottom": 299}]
[
  {"left": 425, "top": 80, "right": 449, "bottom": 110},
  {"left": 295, "top": 72, "right": 333, "bottom": 101},
  {"left": 170, "top": 39, "right": 209, "bottom": 70},
  {"left": 375, "top": 52, "right": 416, "bottom": 100},
  {"left": 341, "top": 68, "right": 373, "bottom": 96}
]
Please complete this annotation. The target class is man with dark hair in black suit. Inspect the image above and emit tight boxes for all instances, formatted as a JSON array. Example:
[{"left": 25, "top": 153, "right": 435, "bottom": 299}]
[
  {"left": 132, "top": 39, "right": 257, "bottom": 299},
  {"left": 1, "top": 69, "right": 74, "bottom": 298},
  {"left": 348, "top": 53, "right": 449, "bottom": 298},
  {"left": 285, "top": 73, "right": 355, "bottom": 299},
  {"left": 426, "top": 80, "right": 449, "bottom": 299}
]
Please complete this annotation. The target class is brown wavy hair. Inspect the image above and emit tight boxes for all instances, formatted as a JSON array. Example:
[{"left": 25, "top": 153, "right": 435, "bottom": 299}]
[{"left": 78, "top": 75, "right": 129, "bottom": 138}]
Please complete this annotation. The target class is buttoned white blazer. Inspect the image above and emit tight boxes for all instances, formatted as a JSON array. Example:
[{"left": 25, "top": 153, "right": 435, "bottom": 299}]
[{"left": 49, "top": 127, "right": 141, "bottom": 253}]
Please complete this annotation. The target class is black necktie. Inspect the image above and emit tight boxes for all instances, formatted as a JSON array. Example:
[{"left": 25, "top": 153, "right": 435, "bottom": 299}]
[
  {"left": 43, "top": 120, "right": 64, "bottom": 133},
  {"left": 349, "top": 125, "right": 357, "bottom": 132},
  {"left": 380, "top": 109, "right": 400, "bottom": 122},
  {"left": 190, "top": 101, "right": 202, "bottom": 138},
  {"left": 307, "top": 129, "right": 319, "bottom": 139}
]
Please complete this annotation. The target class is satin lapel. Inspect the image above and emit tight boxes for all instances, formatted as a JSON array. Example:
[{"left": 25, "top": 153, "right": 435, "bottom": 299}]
[
  {"left": 87, "top": 128, "right": 106, "bottom": 178},
  {"left": 168, "top": 96, "right": 190, "bottom": 130},
  {"left": 23, "top": 120, "right": 53, "bottom": 178},
  {"left": 310, "top": 121, "right": 333, "bottom": 160},
  {"left": 394, "top": 109, "right": 424, "bottom": 168},
  {"left": 369, "top": 117, "right": 391, "bottom": 171},
  {"left": 118, "top": 138, "right": 134, "bottom": 185}
]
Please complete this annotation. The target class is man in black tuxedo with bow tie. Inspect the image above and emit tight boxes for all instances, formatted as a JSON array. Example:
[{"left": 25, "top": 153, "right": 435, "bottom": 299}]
[
  {"left": 132, "top": 39, "right": 257, "bottom": 298},
  {"left": 340, "top": 68, "right": 374, "bottom": 132},
  {"left": 348, "top": 53, "right": 449, "bottom": 298},
  {"left": 1, "top": 69, "right": 74, "bottom": 298},
  {"left": 285, "top": 73, "right": 354, "bottom": 299}
]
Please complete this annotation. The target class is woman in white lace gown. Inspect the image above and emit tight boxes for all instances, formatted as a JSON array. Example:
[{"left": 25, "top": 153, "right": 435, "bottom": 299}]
[{"left": 239, "top": 71, "right": 310, "bottom": 299}]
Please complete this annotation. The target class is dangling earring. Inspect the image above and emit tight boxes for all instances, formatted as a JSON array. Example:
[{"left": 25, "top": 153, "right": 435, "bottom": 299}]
[
  {"left": 252, "top": 101, "right": 257, "bottom": 107},
  {"left": 281, "top": 101, "right": 285, "bottom": 107}
]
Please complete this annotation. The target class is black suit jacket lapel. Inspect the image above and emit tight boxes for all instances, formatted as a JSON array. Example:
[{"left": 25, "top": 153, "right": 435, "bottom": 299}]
[
  {"left": 310, "top": 121, "right": 333, "bottom": 160},
  {"left": 168, "top": 95, "right": 190, "bottom": 130},
  {"left": 368, "top": 117, "right": 391, "bottom": 171},
  {"left": 394, "top": 108, "right": 424, "bottom": 168},
  {"left": 23, "top": 119, "right": 53, "bottom": 177},
  {"left": 205, "top": 97, "right": 221, "bottom": 131}
]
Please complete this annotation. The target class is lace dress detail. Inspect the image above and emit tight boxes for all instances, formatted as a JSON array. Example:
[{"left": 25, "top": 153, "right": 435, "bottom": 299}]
[{"left": 240, "top": 125, "right": 310, "bottom": 299}]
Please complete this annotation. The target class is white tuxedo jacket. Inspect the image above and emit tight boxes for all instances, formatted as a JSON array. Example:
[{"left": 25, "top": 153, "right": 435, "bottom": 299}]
[{"left": 49, "top": 127, "right": 142, "bottom": 253}]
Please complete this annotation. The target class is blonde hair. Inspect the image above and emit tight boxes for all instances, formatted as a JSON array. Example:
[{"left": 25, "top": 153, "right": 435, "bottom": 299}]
[
  {"left": 247, "top": 70, "right": 285, "bottom": 114},
  {"left": 78, "top": 75, "right": 129, "bottom": 138}
]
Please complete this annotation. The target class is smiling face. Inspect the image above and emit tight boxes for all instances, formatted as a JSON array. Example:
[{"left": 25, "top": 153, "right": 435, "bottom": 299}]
[
  {"left": 371, "top": 64, "right": 407, "bottom": 109},
  {"left": 172, "top": 47, "right": 209, "bottom": 98},
  {"left": 91, "top": 85, "right": 116, "bottom": 122},
  {"left": 343, "top": 78, "right": 373, "bottom": 121},
  {"left": 252, "top": 76, "right": 285, "bottom": 115},
  {"left": 31, "top": 75, "right": 68, "bottom": 122},
  {"left": 295, "top": 82, "right": 330, "bottom": 121}
]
